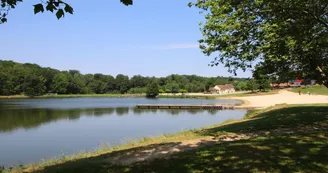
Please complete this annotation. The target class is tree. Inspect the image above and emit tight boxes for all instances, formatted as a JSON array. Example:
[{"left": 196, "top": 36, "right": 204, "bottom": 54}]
[
  {"left": 52, "top": 73, "right": 69, "bottom": 94},
  {"left": 0, "top": 0, "right": 133, "bottom": 24},
  {"left": 255, "top": 75, "right": 272, "bottom": 91},
  {"left": 115, "top": 74, "right": 129, "bottom": 94},
  {"left": 189, "top": 0, "right": 328, "bottom": 87},
  {"left": 88, "top": 80, "right": 107, "bottom": 94},
  {"left": 235, "top": 82, "right": 247, "bottom": 91},
  {"left": 205, "top": 78, "right": 215, "bottom": 92},
  {"left": 0, "top": 72, "right": 11, "bottom": 95},
  {"left": 130, "top": 75, "right": 148, "bottom": 88},
  {"left": 0, "top": 60, "right": 250, "bottom": 96},
  {"left": 66, "top": 74, "right": 84, "bottom": 94},
  {"left": 178, "top": 89, "right": 187, "bottom": 94},
  {"left": 146, "top": 81, "right": 159, "bottom": 98},
  {"left": 24, "top": 74, "right": 46, "bottom": 96},
  {"left": 164, "top": 82, "right": 180, "bottom": 93},
  {"left": 246, "top": 79, "right": 259, "bottom": 92}
]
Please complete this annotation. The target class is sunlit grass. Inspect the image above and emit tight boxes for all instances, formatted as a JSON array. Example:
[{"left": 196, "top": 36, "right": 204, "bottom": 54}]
[{"left": 291, "top": 85, "right": 328, "bottom": 95}]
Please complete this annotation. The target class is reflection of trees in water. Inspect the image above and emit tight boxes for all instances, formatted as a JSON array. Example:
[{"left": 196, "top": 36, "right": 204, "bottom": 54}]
[
  {"left": 0, "top": 107, "right": 221, "bottom": 132},
  {"left": 115, "top": 107, "right": 129, "bottom": 116}
]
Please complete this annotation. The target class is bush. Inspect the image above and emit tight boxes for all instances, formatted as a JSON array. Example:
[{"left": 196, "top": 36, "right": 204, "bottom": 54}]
[
  {"left": 146, "top": 81, "right": 159, "bottom": 98},
  {"left": 128, "top": 87, "right": 147, "bottom": 94},
  {"left": 178, "top": 89, "right": 187, "bottom": 93},
  {"left": 107, "top": 90, "right": 120, "bottom": 94}
]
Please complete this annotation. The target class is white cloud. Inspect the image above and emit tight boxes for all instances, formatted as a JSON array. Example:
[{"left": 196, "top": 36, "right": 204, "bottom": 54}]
[{"left": 155, "top": 43, "right": 199, "bottom": 50}]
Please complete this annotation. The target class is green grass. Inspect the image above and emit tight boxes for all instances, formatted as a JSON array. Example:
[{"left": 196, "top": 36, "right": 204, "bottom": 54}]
[
  {"left": 7, "top": 104, "right": 328, "bottom": 173},
  {"left": 157, "top": 94, "right": 217, "bottom": 99},
  {"left": 291, "top": 85, "right": 328, "bottom": 95}
]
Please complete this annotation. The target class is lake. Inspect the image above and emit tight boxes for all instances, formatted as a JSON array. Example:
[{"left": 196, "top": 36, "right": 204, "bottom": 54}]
[{"left": 0, "top": 98, "right": 245, "bottom": 166}]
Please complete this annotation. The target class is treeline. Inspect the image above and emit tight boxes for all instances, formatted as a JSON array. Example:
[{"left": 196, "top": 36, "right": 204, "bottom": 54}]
[{"left": 0, "top": 60, "right": 247, "bottom": 96}]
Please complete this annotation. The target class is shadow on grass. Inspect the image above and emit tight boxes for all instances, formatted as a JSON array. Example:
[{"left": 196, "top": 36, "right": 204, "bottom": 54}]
[
  {"left": 30, "top": 132, "right": 328, "bottom": 173},
  {"left": 27, "top": 106, "right": 328, "bottom": 173},
  {"left": 200, "top": 106, "right": 328, "bottom": 136}
]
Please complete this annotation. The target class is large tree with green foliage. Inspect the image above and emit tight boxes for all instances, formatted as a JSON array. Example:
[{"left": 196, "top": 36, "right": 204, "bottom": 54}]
[
  {"left": 52, "top": 73, "right": 69, "bottom": 94},
  {"left": 0, "top": 0, "right": 133, "bottom": 23},
  {"left": 235, "top": 82, "right": 247, "bottom": 91},
  {"left": 189, "top": 0, "right": 328, "bottom": 87},
  {"left": 24, "top": 74, "right": 46, "bottom": 96},
  {"left": 246, "top": 79, "right": 259, "bottom": 92},
  {"left": 146, "top": 81, "right": 159, "bottom": 98},
  {"left": 115, "top": 74, "right": 129, "bottom": 94}
]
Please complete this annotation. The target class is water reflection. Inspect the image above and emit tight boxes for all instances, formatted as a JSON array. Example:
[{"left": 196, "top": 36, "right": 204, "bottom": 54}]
[{"left": 0, "top": 106, "right": 222, "bottom": 132}]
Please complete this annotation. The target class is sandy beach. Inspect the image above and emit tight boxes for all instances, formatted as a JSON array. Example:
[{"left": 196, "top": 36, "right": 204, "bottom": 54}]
[{"left": 233, "top": 90, "right": 328, "bottom": 108}]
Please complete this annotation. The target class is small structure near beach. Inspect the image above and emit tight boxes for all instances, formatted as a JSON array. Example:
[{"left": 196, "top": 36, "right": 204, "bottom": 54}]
[{"left": 209, "top": 84, "right": 235, "bottom": 94}]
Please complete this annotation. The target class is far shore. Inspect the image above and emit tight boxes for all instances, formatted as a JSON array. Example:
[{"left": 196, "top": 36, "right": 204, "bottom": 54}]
[
  {"left": 0, "top": 92, "right": 248, "bottom": 99},
  {"left": 2, "top": 90, "right": 327, "bottom": 110}
]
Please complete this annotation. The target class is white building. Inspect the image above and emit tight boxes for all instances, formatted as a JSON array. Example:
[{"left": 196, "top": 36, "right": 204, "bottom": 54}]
[{"left": 209, "top": 84, "right": 235, "bottom": 94}]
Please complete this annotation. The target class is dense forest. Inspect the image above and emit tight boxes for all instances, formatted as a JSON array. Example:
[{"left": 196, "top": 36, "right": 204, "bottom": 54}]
[{"left": 0, "top": 60, "right": 248, "bottom": 96}]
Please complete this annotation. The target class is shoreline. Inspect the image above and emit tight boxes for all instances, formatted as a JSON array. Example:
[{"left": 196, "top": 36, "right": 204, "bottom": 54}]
[
  {"left": 9, "top": 103, "right": 328, "bottom": 173},
  {"left": 7, "top": 107, "right": 262, "bottom": 172}
]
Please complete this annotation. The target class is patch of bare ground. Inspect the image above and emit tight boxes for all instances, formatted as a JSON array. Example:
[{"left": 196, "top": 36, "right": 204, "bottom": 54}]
[{"left": 108, "top": 124, "right": 328, "bottom": 165}]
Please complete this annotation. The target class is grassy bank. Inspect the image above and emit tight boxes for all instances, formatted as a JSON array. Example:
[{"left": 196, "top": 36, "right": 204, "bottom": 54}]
[
  {"left": 158, "top": 90, "right": 279, "bottom": 99},
  {"left": 291, "top": 85, "right": 328, "bottom": 95},
  {"left": 6, "top": 104, "right": 327, "bottom": 173},
  {"left": 0, "top": 90, "right": 279, "bottom": 99},
  {"left": 157, "top": 94, "right": 217, "bottom": 99}
]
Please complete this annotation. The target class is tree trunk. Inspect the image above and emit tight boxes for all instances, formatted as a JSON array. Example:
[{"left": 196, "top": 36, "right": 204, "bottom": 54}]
[{"left": 316, "top": 66, "right": 328, "bottom": 88}]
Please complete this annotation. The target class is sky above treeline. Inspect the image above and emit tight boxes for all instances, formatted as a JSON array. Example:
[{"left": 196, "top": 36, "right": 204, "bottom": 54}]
[{"left": 0, "top": 0, "right": 253, "bottom": 78}]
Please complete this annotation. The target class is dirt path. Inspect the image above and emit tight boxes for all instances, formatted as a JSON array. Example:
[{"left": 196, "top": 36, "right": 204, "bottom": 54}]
[
  {"left": 108, "top": 124, "right": 327, "bottom": 165},
  {"left": 232, "top": 90, "right": 328, "bottom": 108}
]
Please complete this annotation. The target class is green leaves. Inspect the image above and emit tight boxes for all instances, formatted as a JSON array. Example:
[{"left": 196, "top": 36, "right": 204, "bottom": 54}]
[
  {"left": 2, "top": 0, "right": 133, "bottom": 24},
  {"left": 33, "top": 2, "right": 70, "bottom": 19},
  {"left": 64, "top": 4, "right": 73, "bottom": 14},
  {"left": 33, "top": 3, "right": 44, "bottom": 14},
  {"left": 46, "top": 3, "right": 57, "bottom": 12},
  {"left": 56, "top": 9, "right": 64, "bottom": 19},
  {"left": 1, "top": 17, "right": 7, "bottom": 23},
  {"left": 120, "top": 0, "right": 133, "bottom": 6},
  {"left": 146, "top": 81, "right": 159, "bottom": 98},
  {"left": 192, "top": 0, "right": 328, "bottom": 86}
]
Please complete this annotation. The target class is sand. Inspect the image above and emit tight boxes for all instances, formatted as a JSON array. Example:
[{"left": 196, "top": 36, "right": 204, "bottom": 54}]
[{"left": 233, "top": 90, "right": 328, "bottom": 108}]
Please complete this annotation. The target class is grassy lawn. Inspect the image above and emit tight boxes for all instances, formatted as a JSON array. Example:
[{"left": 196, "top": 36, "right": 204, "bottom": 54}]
[
  {"left": 9, "top": 104, "right": 328, "bottom": 173},
  {"left": 291, "top": 85, "right": 328, "bottom": 95}
]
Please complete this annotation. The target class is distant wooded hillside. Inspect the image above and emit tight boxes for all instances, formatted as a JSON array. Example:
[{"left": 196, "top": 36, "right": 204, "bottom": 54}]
[{"left": 0, "top": 60, "right": 247, "bottom": 96}]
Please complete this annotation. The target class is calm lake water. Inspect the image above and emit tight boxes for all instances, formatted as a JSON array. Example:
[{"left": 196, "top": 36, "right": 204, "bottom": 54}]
[{"left": 0, "top": 98, "right": 245, "bottom": 166}]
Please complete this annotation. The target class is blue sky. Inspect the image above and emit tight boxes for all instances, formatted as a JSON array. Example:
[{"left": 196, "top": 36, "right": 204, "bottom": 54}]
[{"left": 0, "top": 0, "right": 252, "bottom": 78}]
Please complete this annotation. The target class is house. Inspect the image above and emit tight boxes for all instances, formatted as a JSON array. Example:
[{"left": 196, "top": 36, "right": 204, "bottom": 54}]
[
  {"left": 271, "top": 78, "right": 317, "bottom": 89},
  {"left": 209, "top": 84, "right": 235, "bottom": 94},
  {"left": 270, "top": 83, "right": 291, "bottom": 89},
  {"left": 288, "top": 79, "right": 303, "bottom": 87}
]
